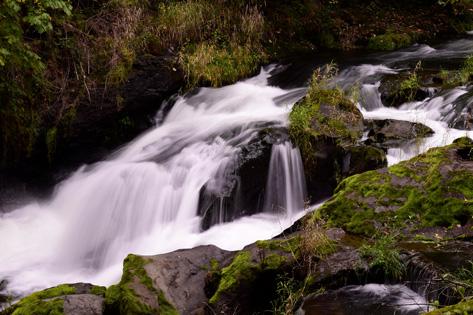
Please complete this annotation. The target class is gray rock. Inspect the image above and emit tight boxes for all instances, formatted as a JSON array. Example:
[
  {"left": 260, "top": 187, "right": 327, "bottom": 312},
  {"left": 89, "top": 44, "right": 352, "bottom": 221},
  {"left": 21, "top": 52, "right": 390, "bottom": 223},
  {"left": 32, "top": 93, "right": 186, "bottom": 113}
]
[
  {"left": 364, "top": 119, "right": 434, "bottom": 149},
  {"left": 144, "top": 245, "right": 232, "bottom": 315},
  {"left": 63, "top": 294, "right": 104, "bottom": 315}
]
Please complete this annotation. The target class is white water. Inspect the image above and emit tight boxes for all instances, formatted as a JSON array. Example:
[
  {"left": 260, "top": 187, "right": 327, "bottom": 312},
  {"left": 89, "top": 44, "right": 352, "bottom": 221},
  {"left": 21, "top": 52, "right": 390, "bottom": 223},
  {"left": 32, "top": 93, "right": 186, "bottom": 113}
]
[
  {"left": 0, "top": 67, "right": 308, "bottom": 295},
  {"left": 263, "top": 142, "right": 307, "bottom": 215},
  {"left": 334, "top": 38, "right": 473, "bottom": 165},
  {"left": 3, "top": 37, "right": 473, "bottom": 307}
]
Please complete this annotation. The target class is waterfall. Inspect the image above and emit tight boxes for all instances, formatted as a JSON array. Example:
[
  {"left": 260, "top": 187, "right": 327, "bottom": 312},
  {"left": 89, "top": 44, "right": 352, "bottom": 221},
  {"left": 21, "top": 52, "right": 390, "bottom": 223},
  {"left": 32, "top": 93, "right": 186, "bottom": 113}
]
[
  {"left": 0, "top": 67, "right": 308, "bottom": 295},
  {"left": 263, "top": 142, "right": 306, "bottom": 216}
]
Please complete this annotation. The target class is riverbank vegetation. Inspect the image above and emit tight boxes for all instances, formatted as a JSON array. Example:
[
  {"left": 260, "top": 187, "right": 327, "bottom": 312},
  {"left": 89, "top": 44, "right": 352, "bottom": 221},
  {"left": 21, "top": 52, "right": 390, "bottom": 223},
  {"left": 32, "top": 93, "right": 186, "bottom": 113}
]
[{"left": 1, "top": 0, "right": 472, "bottom": 171}]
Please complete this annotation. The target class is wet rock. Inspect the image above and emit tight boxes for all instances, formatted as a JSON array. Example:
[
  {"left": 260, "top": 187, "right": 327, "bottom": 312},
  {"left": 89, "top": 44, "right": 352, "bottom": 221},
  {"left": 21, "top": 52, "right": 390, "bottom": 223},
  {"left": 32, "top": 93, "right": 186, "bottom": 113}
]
[
  {"left": 298, "top": 284, "right": 425, "bottom": 315},
  {"left": 143, "top": 245, "right": 232, "bottom": 315},
  {"left": 364, "top": 119, "right": 434, "bottom": 149},
  {"left": 311, "top": 246, "right": 369, "bottom": 287},
  {"left": 379, "top": 73, "right": 429, "bottom": 107},
  {"left": 198, "top": 127, "right": 290, "bottom": 230},
  {"left": 63, "top": 294, "right": 104, "bottom": 315}
]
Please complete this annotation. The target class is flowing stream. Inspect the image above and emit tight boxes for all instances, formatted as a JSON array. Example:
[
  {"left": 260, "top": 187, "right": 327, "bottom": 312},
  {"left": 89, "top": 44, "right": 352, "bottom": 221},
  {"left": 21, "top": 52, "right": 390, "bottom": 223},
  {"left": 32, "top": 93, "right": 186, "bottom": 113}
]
[
  {"left": 0, "top": 68, "right": 308, "bottom": 295},
  {"left": 2, "top": 37, "right": 473, "bottom": 312}
]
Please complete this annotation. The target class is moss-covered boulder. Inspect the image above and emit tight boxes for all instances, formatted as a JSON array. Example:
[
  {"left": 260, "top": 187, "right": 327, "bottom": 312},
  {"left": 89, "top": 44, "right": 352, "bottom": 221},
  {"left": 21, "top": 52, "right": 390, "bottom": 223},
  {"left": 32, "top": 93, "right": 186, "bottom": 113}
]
[
  {"left": 424, "top": 299, "right": 473, "bottom": 314},
  {"left": 364, "top": 119, "right": 434, "bottom": 149},
  {"left": 367, "top": 33, "right": 413, "bottom": 51},
  {"left": 289, "top": 67, "right": 386, "bottom": 202},
  {"left": 104, "top": 254, "right": 178, "bottom": 315},
  {"left": 2, "top": 283, "right": 106, "bottom": 315},
  {"left": 208, "top": 241, "right": 295, "bottom": 314},
  {"left": 319, "top": 137, "right": 473, "bottom": 237}
]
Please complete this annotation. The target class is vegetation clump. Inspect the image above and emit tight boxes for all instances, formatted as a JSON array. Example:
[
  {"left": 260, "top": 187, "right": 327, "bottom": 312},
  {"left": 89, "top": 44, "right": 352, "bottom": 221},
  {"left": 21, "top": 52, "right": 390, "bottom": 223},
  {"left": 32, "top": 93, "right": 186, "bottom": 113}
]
[
  {"left": 368, "top": 33, "right": 413, "bottom": 51},
  {"left": 439, "top": 55, "right": 473, "bottom": 88},
  {"left": 359, "top": 235, "right": 405, "bottom": 280},
  {"left": 398, "top": 61, "right": 422, "bottom": 102}
]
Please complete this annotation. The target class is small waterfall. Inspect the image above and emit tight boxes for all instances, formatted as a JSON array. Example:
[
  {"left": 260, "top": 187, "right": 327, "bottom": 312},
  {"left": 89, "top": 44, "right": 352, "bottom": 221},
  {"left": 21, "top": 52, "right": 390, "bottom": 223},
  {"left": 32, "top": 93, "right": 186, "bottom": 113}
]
[
  {"left": 0, "top": 67, "right": 309, "bottom": 295},
  {"left": 263, "top": 142, "right": 306, "bottom": 216},
  {"left": 360, "top": 83, "right": 384, "bottom": 110}
]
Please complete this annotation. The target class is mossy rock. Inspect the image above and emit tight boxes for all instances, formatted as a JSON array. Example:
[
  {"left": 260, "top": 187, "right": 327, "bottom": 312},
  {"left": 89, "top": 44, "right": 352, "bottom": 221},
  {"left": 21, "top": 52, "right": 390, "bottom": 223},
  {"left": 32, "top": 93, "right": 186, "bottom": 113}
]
[
  {"left": 318, "top": 137, "right": 473, "bottom": 236},
  {"left": 368, "top": 33, "right": 412, "bottom": 51},
  {"left": 104, "top": 254, "right": 178, "bottom": 315},
  {"left": 289, "top": 77, "right": 385, "bottom": 202},
  {"left": 424, "top": 298, "right": 473, "bottom": 314},
  {"left": 208, "top": 244, "right": 294, "bottom": 314},
  {"left": 2, "top": 283, "right": 107, "bottom": 315}
]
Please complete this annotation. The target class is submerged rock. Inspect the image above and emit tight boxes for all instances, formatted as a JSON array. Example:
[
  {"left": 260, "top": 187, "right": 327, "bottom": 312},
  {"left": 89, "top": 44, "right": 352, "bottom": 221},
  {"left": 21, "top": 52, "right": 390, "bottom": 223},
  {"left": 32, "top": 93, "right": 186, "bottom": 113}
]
[
  {"left": 298, "top": 284, "right": 427, "bottom": 315},
  {"left": 364, "top": 119, "right": 434, "bottom": 149}
]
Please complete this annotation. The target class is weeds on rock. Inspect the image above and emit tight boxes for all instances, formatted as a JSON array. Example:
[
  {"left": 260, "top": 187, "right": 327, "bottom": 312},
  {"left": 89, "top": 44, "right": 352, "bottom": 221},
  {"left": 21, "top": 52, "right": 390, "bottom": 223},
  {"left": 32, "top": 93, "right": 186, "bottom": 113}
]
[{"left": 359, "top": 234, "right": 406, "bottom": 280}]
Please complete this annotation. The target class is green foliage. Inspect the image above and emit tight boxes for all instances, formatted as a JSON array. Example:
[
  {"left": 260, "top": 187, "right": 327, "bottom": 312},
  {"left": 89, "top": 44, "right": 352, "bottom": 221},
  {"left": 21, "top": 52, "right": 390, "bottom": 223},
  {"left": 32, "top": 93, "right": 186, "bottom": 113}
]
[
  {"left": 169, "top": 1, "right": 266, "bottom": 87},
  {"left": 46, "top": 127, "right": 57, "bottom": 164},
  {"left": 360, "top": 235, "right": 405, "bottom": 279},
  {"left": 398, "top": 61, "right": 422, "bottom": 102},
  {"left": 0, "top": 0, "right": 71, "bottom": 69},
  {"left": 438, "top": 55, "right": 473, "bottom": 88},
  {"left": 0, "top": 0, "right": 71, "bottom": 167},
  {"left": 271, "top": 276, "right": 310, "bottom": 315},
  {"left": 368, "top": 33, "right": 412, "bottom": 51}
]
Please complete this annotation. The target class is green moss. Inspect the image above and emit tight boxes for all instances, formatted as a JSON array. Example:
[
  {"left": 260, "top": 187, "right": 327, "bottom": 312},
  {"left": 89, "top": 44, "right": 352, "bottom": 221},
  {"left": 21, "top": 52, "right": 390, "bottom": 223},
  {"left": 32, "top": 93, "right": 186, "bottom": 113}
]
[
  {"left": 90, "top": 285, "right": 107, "bottom": 296},
  {"left": 368, "top": 33, "right": 412, "bottom": 51},
  {"left": 424, "top": 299, "right": 473, "bottom": 314},
  {"left": 256, "top": 236, "right": 301, "bottom": 254},
  {"left": 104, "top": 254, "right": 178, "bottom": 315},
  {"left": 319, "top": 139, "right": 473, "bottom": 236},
  {"left": 6, "top": 284, "right": 76, "bottom": 315},
  {"left": 262, "top": 254, "right": 288, "bottom": 270},
  {"left": 209, "top": 251, "right": 258, "bottom": 304}
]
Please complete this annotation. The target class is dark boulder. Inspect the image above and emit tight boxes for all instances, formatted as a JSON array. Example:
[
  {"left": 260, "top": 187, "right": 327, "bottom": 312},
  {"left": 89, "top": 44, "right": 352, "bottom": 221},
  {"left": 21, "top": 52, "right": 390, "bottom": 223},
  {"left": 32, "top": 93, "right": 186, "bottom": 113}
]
[
  {"left": 198, "top": 128, "right": 290, "bottom": 230},
  {"left": 379, "top": 73, "right": 429, "bottom": 107},
  {"left": 364, "top": 119, "right": 434, "bottom": 149},
  {"left": 143, "top": 245, "right": 232, "bottom": 315}
]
